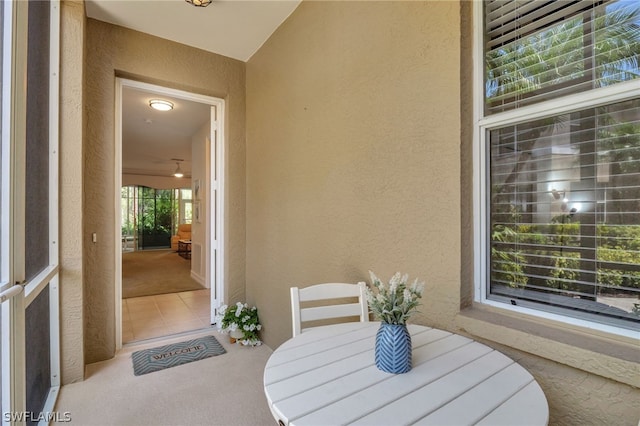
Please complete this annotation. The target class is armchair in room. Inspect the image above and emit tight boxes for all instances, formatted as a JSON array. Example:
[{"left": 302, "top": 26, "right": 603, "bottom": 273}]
[{"left": 170, "top": 223, "right": 192, "bottom": 251}]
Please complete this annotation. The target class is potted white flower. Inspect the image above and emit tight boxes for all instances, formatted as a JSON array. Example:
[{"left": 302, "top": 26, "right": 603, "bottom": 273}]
[
  {"left": 364, "top": 271, "right": 424, "bottom": 374},
  {"left": 215, "top": 302, "right": 263, "bottom": 346}
]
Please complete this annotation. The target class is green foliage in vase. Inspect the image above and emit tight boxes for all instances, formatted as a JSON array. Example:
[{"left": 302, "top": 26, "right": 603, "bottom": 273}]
[{"left": 365, "top": 271, "right": 424, "bottom": 325}]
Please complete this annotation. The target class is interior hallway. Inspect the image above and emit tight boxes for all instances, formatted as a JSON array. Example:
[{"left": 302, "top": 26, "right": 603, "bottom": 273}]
[{"left": 123, "top": 289, "right": 211, "bottom": 343}]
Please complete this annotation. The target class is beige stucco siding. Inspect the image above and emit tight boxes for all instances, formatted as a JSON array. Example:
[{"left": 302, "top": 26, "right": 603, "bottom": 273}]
[
  {"left": 247, "top": 0, "right": 461, "bottom": 362},
  {"left": 246, "top": 1, "right": 640, "bottom": 425},
  {"left": 59, "top": 0, "right": 85, "bottom": 384},
  {"left": 82, "top": 19, "right": 246, "bottom": 364}
]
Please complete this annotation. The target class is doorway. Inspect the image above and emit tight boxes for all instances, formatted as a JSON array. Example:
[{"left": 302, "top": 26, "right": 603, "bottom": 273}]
[{"left": 114, "top": 79, "right": 225, "bottom": 348}]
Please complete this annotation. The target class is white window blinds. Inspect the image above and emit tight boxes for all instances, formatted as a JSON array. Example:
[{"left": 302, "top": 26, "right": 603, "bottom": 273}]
[
  {"left": 485, "top": 0, "right": 640, "bottom": 114},
  {"left": 488, "top": 99, "right": 640, "bottom": 329},
  {"left": 483, "top": 0, "right": 640, "bottom": 332}
]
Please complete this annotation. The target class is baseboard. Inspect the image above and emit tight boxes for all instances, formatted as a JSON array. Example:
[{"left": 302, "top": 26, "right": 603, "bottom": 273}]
[{"left": 190, "top": 270, "right": 207, "bottom": 288}]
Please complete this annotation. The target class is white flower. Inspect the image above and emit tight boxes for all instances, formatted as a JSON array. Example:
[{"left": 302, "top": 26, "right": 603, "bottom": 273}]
[
  {"left": 410, "top": 278, "right": 424, "bottom": 295},
  {"left": 401, "top": 273, "right": 409, "bottom": 286},
  {"left": 214, "top": 314, "right": 225, "bottom": 329},
  {"left": 369, "top": 270, "right": 384, "bottom": 290},
  {"left": 389, "top": 272, "right": 401, "bottom": 292},
  {"left": 217, "top": 301, "right": 263, "bottom": 346},
  {"left": 366, "top": 271, "right": 424, "bottom": 325}
]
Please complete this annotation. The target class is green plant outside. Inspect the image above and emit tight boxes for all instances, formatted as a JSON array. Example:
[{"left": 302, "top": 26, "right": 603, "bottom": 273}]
[
  {"left": 486, "top": 1, "right": 640, "bottom": 318},
  {"left": 121, "top": 186, "right": 186, "bottom": 249},
  {"left": 492, "top": 223, "right": 640, "bottom": 292}
]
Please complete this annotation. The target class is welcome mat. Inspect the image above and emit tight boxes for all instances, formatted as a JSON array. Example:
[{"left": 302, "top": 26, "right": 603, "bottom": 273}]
[{"left": 131, "top": 335, "right": 226, "bottom": 376}]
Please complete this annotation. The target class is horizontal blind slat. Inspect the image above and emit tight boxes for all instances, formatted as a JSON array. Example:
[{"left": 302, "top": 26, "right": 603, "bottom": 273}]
[
  {"left": 489, "top": 97, "right": 640, "bottom": 324},
  {"left": 487, "top": 1, "right": 592, "bottom": 49},
  {"left": 484, "top": 0, "right": 637, "bottom": 115}
]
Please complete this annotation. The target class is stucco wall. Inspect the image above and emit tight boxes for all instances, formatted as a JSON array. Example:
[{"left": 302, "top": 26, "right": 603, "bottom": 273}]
[
  {"left": 247, "top": 0, "right": 461, "bottom": 358},
  {"left": 190, "top": 122, "right": 208, "bottom": 285},
  {"left": 83, "top": 20, "right": 246, "bottom": 363},
  {"left": 246, "top": 1, "right": 639, "bottom": 425},
  {"left": 59, "top": 0, "right": 85, "bottom": 384}
]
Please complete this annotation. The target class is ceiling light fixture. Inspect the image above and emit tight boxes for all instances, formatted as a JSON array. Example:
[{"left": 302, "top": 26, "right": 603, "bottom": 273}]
[
  {"left": 185, "top": 0, "right": 212, "bottom": 7},
  {"left": 173, "top": 160, "right": 184, "bottom": 178},
  {"left": 149, "top": 99, "right": 174, "bottom": 111}
]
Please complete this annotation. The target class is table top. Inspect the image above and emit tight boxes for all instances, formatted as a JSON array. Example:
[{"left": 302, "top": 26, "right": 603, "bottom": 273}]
[{"left": 263, "top": 322, "right": 548, "bottom": 426}]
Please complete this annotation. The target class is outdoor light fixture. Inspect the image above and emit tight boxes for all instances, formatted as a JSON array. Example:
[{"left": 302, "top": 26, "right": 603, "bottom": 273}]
[
  {"left": 149, "top": 99, "right": 174, "bottom": 111},
  {"left": 173, "top": 161, "right": 184, "bottom": 178},
  {"left": 550, "top": 188, "right": 564, "bottom": 200},
  {"left": 185, "top": 0, "right": 212, "bottom": 7}
]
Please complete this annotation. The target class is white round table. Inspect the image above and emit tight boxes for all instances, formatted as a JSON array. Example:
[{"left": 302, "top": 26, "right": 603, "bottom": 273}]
[{"left": 264, "top": 322, "right": 548, "bottom": 425}]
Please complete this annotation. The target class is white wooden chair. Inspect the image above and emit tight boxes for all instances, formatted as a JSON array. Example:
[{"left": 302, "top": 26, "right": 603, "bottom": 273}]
[{"left": 290, "top": 282, "right": 369, "bottom": 337}]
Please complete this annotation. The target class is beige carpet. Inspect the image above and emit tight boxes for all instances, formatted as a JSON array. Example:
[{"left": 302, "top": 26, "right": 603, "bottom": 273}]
[
  {"left": 122, "top": 250, "right": 204, "bottom": 299},
  {"left": 53, "top": 329, "right": 275, "bottom": 426}
]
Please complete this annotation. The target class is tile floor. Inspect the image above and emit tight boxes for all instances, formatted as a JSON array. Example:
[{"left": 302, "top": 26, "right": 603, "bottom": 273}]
[{"left": 122, "top": 289, "right": 212, "bottom": 344}]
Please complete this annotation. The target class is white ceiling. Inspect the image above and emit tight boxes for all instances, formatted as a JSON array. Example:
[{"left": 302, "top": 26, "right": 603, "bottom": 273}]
[
  {"left": 85, "top": 0, "right": 301, "bottom": 62},
  {"left": 87, "top": 0, "right": 301, "bottom": 179},
  {"left": 121, "top": 87, "right": 212, "bottom": 178}
]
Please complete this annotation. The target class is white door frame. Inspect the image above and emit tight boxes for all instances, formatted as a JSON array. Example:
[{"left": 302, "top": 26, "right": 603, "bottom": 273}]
[
  {"left": 114, "top": 78, "right": 225, "bottom": 349},
  {"left": 1, "top": 1, "right": 28, "bottom": 419},
  {"left": 1, "top": 0, "right": 61, "bottom": 423}
]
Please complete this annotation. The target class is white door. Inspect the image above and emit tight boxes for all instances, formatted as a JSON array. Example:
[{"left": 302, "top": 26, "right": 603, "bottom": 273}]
[
  {"left": 208, "top": 103, "right": 224, "bottom": 320},
  {"left": 1, "top": 1, "right": 61, "bottom": 424}
]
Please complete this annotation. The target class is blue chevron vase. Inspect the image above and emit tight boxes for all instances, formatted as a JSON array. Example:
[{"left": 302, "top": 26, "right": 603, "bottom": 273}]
[{"left": 374, "top": 323, "right": 412, "bottom": 374}]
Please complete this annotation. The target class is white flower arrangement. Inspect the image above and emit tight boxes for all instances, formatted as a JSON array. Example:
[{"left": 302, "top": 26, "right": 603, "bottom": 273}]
[
  {"left": 215, "top": 302, "right": 263, "bottom": 346},
  {"left": 364, "top": 271, "right": 424, "bottom": 325}
]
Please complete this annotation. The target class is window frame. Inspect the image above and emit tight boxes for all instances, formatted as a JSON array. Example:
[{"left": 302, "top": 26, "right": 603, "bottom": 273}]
[{"left": 472, "top": 0, "right": 640, "bottom": 339}]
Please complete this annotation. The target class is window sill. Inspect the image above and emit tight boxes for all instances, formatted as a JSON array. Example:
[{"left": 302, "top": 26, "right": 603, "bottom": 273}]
[{"left": 455, "top": 303, "right": 639, "bottom": 388}]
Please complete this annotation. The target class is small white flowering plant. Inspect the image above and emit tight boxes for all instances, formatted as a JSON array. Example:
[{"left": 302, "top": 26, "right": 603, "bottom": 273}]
[
  {"left": 364, "top": 271, "right": 424, "bottom": 325},
  {"left": 215, "top": 302, "right": 262, "bottom": 346}
]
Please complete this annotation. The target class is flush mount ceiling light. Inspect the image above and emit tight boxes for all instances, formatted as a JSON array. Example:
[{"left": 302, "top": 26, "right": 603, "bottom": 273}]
[
  {"left": 173, "top": 160, "right": 184, "bottom": 178},
  {"left": 185, "top": 0, "right": 212, "bottom": 7},
  {"left": 149, "top": 99, "right": 174, "bottom": 111}
]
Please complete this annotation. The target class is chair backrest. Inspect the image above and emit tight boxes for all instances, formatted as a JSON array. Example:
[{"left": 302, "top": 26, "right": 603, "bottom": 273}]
[
  {"left": 177, "top": 223, "right": 191, "bottom": 239},
  {"left": 290, "top": 282, "right": 369, "bottom": 337}
]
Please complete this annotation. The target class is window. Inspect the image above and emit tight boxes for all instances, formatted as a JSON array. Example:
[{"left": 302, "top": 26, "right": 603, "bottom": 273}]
[
  {"left": 121, "top": 186, "right": 193, "bottom": 250},
  {"left": 476, "top": 0, "right": 640, "bottom": 335},
  {"left": 179, "top": 188, "right": 193, "bottom": 225}
]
